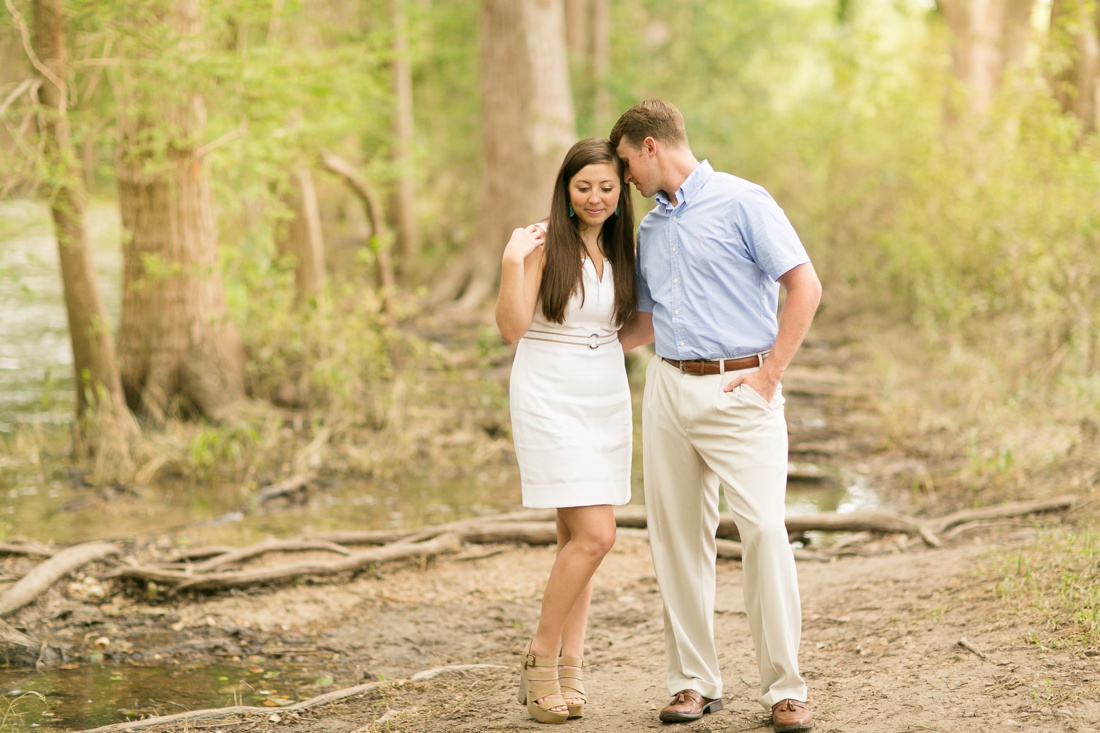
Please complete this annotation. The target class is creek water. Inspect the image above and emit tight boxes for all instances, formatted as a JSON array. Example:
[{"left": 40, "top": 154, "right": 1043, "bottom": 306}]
[{"left": 0, "top": 200, "right": 875, "bottom": 731}]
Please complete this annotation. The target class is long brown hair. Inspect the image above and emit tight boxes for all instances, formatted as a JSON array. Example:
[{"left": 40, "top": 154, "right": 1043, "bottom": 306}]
[{"left": 539, "top": 138, "right": 636, "bottom": 327}]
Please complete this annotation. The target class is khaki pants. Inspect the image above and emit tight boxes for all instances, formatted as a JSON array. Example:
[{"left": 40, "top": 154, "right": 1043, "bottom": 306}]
[{"left": 642, "top": 356, "right": 808, "bottom": 710}]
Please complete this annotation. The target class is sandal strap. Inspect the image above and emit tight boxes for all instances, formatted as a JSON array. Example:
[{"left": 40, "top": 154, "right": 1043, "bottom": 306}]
[
  {"left": 558, "top": 656, "right": 586, "bottom": 699},
  {"left": 522, "top": 651, "right": 559, "bottom": 669},
  {"left": 524, "top": 664, "right": 566, "bottom": 707}
]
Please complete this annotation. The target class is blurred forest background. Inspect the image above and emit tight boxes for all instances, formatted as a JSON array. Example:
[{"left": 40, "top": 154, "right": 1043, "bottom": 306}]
[{"left": 0, "top": 0, "right": 1098, "bottom": 537}]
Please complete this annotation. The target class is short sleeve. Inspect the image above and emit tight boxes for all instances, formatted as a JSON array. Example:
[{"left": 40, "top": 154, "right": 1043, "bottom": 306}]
[{"left": 735, "top": 187, "right": 809, "bottom": 281}]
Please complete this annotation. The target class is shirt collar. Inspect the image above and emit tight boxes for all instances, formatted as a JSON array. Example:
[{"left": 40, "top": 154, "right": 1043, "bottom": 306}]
[{"left": 655, "top": 160, "right": 713, "bottom": 212}]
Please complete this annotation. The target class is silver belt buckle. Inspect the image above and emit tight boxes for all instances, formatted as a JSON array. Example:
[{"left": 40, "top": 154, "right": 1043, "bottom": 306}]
[{"left": 588, "top": 333, "right": 600, "bottom": 349}]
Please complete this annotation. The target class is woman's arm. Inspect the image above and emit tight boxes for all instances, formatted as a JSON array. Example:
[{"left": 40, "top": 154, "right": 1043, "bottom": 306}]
[
  {"left": 618, "top": 311, "right": 654, "bottom": 352},
  {"left": 495, "top": 225, "right": 547, "bottom": 343}
]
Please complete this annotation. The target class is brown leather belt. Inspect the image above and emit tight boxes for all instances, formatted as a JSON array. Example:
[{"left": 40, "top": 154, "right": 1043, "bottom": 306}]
[{"left": 661, "top": 351, "right": 770, "bottom": 376}]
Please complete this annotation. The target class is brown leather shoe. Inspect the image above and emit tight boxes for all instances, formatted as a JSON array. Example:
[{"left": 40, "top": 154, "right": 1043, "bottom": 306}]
[
  {"left": 771, "top": 698, "right": 813, "bottom": 732},
  {"left": 658, "top": 689, "right": 723, "bottom": 723}
]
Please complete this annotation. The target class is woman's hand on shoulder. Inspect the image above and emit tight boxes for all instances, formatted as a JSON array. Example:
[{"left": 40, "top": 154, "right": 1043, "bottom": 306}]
[{"left": 502, "top": 224, "right": 546, "bottom": 264}]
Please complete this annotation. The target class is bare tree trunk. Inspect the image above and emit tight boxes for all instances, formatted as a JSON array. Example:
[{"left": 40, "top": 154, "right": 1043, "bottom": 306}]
[
  {"left": 1002, "top": 0, "right": 1036, "bottom": 67},
  {"left": 1050, "top": 0, "right": 1100, "bottom": 132},
  {"left": 564, "top": 0, "right": 590, "bottom": 59},
  {"left": 275, "top": 166, "right": 326, "bottom": 307},
  {"left": 115, "top": 0, "right": 246, "bottom": 423},
  {"left": 439, "top": 0, "right": 575, "bottom": 310},
  {"left": 30, "top": 0, "right": 136, "bottom": 468},
  {"left": 391, "top": 0, "right": 419, "bottom": 276},
  {"left": 563, "top": 0, "right": 609, "bottom": 127},
  {"left": 939, "top": 0, "right": 1037, "bottom": 118},
  {"left": 319, "top": 150, "right": 396, "bottom": 294},
  {"left": 591, "top": 0, "right": 610, "bottom": 127}
]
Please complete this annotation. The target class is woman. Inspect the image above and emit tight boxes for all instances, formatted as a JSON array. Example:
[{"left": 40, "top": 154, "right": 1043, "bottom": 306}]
[{"left": 495, "top": 138, "right": 636, "bottom": 725}]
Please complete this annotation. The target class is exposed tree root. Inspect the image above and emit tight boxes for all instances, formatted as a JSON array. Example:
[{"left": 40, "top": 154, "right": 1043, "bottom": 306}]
[
  {"left": 0, "top": 495, "right": 1079, "bottom": 668},
  {"left": 113, "top": 534, "right": 462, "bottom": 593},
  {"left": 0, "top": 541, "right": 119, "bottom": 617},
  {"left": 107, "top": 495, "right": 1081, "bottom": 599},
  {"left": 0, "top": 541, "right": 54, "bottom": 558}
]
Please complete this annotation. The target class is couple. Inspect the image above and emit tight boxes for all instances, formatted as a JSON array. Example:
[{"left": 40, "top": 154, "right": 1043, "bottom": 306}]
[{"left": 495, "top": 100, "right": 822, "bottom": 732}]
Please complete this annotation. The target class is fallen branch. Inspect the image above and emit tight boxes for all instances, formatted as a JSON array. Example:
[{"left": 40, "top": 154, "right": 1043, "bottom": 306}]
[
  {"left": 255, "top": 473, "right": 313, "bottom": 505},
  {"left": 165, "top": 545, "right": 237, "bottom": 563},
  {"left": 73, "top": 663, "right": 509, "bottom": 733},
  {"left": 114, "top": 534, "right": 461, "bottom": 593},
  {"left": 97, "top": 494, "right": 1088, "bottom": 599},
  {"left": 0, "top": 541, "right": 54, "bottom": 558},
  {"left": 188, "top": 538, "right": 352, "bottom": 573},
  {"left": 455, "top": 522, "right": 559, "bottom": 546},
  {"left": 0, "top": 617, "right": 40, "bottom": 660},
  {"left": 0, "top": 541, "right": 119, "bottom": 617},
  {"left": 957, "top": 637, "right": 989, "bottom": 661},
  {"left": 933, "top": 496, "right": 1079, "bottom": 534},
  {"left": 942, "top": 519, "right": 1037, "bottom": 541},
  {"left": 614, "top": 505, "right": 923, "bottom": 542},
  {"left": 304, "top": 509, "right": 554, "bottom": 546}
]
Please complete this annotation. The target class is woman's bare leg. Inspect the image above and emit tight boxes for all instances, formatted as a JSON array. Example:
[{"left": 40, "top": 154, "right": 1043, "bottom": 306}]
[{"left": 528, "top": 505, "right": 616, "bottom": 708}]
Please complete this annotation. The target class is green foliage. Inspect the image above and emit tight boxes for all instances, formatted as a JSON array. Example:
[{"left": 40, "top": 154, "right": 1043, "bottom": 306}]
[
  {"left": 234, "top": 266, "right": 399, "bottom": 414},
  {"left": 186, "top": 422, "right": 262, "bottom": 483},
  {"left": 0, "top": 692, "right": 48, "bottom": 733},
  {"left": 4, "top": 0, "right": 1100, "bottom": 576},
  {"left": 992, "top": 522, "right": 1100, "bottom": 645}
]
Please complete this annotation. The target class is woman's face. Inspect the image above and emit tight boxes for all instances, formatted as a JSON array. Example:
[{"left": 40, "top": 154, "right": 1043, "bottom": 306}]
[{"left": 568, "top": 162, "right": 620, "bottom": 230}]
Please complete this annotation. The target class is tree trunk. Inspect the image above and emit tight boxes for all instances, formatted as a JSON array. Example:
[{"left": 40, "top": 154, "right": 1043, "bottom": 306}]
[
  {"left": 1050, "top": 0, "right": 1100, "bottom": 133},
  {"left": 391, "top": 0, "right": 419, "bottom": 276},
  {"left": 319, "top": 150, "right": 396, "bottom": 294},
  {"left": 591, "top": 0, "right": 611, "bottom": 127},
  {"left": 440, "top": 0, "right": 575, "bottom": 310},
  {"left": 939, "top": 0, "right": 1037, "bottom": 118},
  {"left": 275, "top": 166, "right": 326, "bottom": 307},
  {"left": 114, "top": 0, "right": 246, "bottom": 423},
  {"left": 30, "top": 0, "right": 136, "bottom": 467}
]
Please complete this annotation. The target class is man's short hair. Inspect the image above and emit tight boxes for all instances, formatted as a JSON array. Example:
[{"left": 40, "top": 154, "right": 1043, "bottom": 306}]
[{"left": 610, "top": 99, "right": 689, "bottom": 150}]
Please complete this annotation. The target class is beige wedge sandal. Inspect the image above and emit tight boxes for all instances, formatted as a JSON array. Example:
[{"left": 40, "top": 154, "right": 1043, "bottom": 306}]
[
  {"left": 517, "top": 642, "right": 569, "bottom": 724},
  {"left": 558, "top": 655, "right": 586, "bottom": 718}
]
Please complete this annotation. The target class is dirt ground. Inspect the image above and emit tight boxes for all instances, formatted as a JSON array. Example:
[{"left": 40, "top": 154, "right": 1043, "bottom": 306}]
[
  {"left": 7, "top": 336, "right": 1100, "bottom": 733},
  {"left": 86, "top": 525, "right": 1091, "bottom": 733}
]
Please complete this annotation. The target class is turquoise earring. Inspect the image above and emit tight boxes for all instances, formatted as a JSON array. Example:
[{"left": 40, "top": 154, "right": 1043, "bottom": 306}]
[
  {"left": 568, "top": 203, "right": 575, "bottom": 217},
  {"left": 615, "top": 205, "right": 620, "bottom": 216}
]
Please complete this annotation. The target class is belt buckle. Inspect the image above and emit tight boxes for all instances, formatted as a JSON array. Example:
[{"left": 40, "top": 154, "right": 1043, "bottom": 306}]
[{"left": 588, "top": 333, "right": 599, "bottom": 350}]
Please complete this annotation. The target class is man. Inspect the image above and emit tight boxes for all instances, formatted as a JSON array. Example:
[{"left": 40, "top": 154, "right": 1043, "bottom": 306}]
[{"left": 613, "top": 100, "right": 820, "bottom": 733}]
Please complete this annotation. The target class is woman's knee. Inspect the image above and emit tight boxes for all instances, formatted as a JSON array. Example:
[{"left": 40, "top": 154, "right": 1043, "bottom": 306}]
[{"left": 574, "top": 524, "right": 616, "bottom": 559}]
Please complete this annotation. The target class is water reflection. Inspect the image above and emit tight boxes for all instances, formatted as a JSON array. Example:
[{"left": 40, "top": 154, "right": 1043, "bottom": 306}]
[
  {"left": 0, "top": 201, "right": 122, "bottom": 432},
  {"left": 0, "top": 661, "right": 314, "bottom": 731}
]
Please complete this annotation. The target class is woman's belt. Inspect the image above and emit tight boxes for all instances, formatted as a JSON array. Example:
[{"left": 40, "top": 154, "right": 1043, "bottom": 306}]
[{"left": 521, "top": 329, "right": 619, "bottom": 349}]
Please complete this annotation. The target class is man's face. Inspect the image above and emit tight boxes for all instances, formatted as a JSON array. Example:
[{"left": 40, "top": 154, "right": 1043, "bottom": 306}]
[{"left": 615, "top": 137, "right": 657, "bottom": 198}]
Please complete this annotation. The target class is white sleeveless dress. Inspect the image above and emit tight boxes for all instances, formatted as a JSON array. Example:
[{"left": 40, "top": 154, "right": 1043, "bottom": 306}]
[{"left": 509, "top": 259, "right": 632, "bottom": 508}]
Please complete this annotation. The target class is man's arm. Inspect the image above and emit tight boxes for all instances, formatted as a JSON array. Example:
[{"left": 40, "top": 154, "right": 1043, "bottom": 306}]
[
  {"left": 725, "top": 262, "right": 821, "bottom": 400},
  {"left": 618, "top": 311, "right": 655, "bottom": 352}
]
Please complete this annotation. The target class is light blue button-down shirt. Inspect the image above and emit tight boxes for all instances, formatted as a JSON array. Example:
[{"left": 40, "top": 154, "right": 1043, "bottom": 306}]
[{"left": 636, "top": 161, "right": 810, "bottom": 360}]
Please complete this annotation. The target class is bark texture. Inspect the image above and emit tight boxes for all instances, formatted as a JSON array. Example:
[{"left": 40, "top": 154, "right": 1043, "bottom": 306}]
[
  {"left": 391, "top": 0, "right": 419, "bottom": 274},
  {"left": 437, "top": 0, "right": 576, "bottom": 309},
  {"left": 114, "top": 0, "right": 246, "bottom": 422},
  {"left": 276, "top": 166, "right": 326, "bottom": 307},
  {"left": 31, "top": 0, "right": 131, "bottom": 430},
  {"left": 939, "top": 0, "right": 1037, "bottom": 116},
  {"left": 1050, "top": 0, "right": 1100, "bottom": 132}
]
